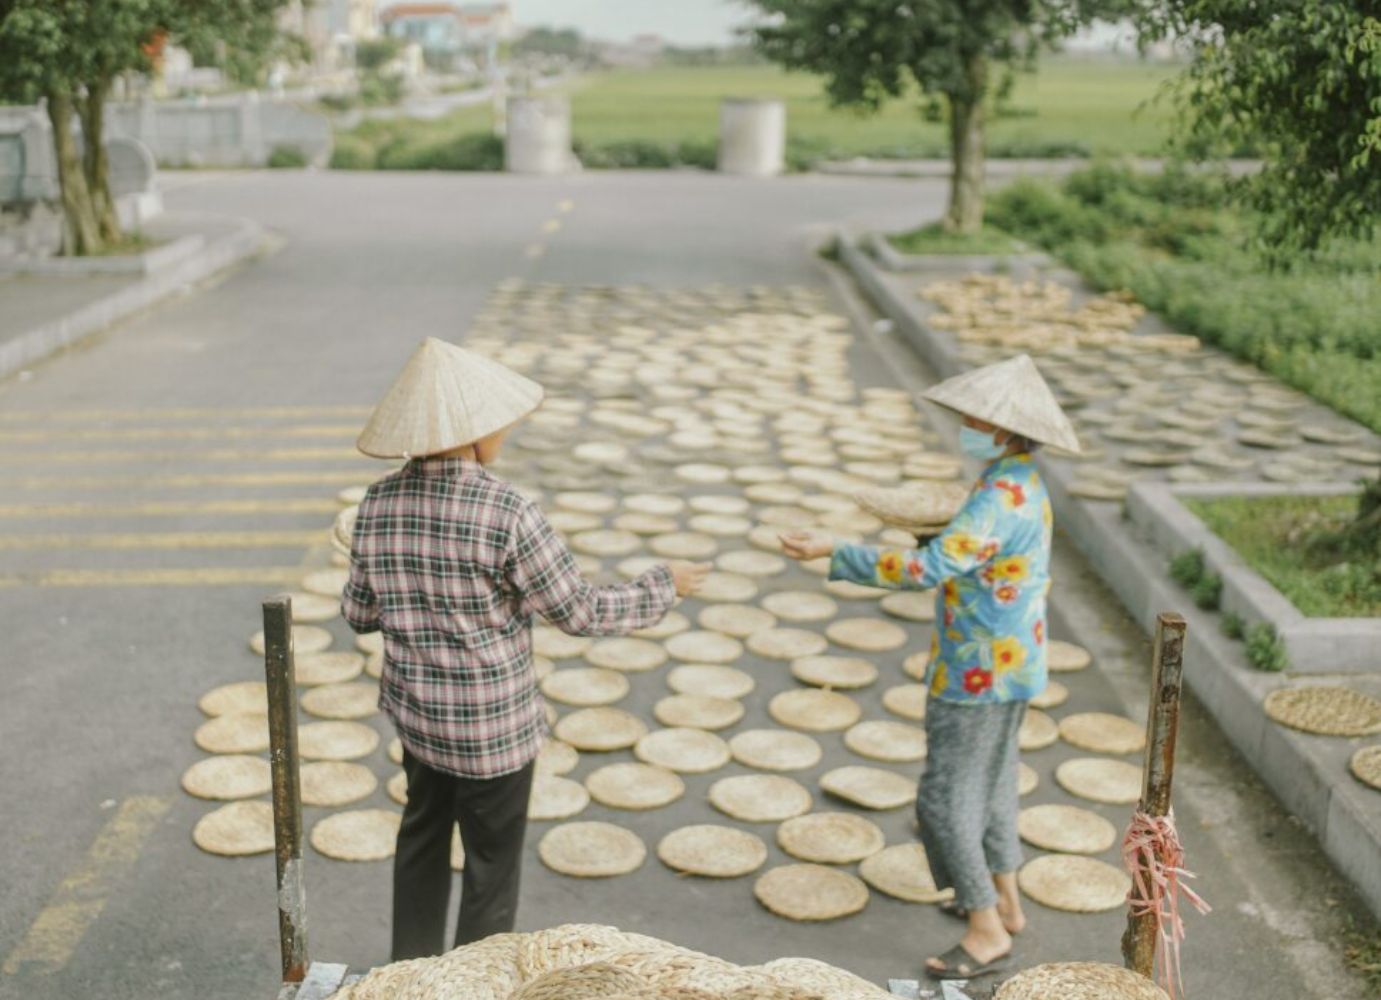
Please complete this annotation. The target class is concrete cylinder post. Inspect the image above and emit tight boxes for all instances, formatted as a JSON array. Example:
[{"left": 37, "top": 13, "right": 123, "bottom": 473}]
[
  {"left": 505, "top": 95, "right": 571, "bottom": 175},
  {"left": 717, "top": 98, "right": 785, "bottom": 177}
]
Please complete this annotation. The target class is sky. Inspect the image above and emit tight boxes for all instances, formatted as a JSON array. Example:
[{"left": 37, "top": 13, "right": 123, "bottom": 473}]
[{"left": 507, "top": 1, "right": 750, "bottom": 46}]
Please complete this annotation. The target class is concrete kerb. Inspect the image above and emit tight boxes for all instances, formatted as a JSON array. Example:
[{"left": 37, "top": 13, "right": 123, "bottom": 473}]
[
  {"left": 864, "top": 230, "right": 1052, "bottom": 274},
  {"left": 0, "top": 233, "right": 205, "bottom": 277},
  {"left": 839, "top": 230, "right": 1381, "bottom": 919},
  {"left": 0, "top": 214, "right": 266, "bottom": 382}
]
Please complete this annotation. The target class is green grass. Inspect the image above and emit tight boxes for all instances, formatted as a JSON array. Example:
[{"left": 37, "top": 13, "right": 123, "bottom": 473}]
[
  {"left": 888, "top": 223, "right": 1027, "bottom": 255},
  {"left": 1186, "top": 495, "right": 1381, "bottom": 618},
  {"left": 337, "top": 56, "right": 1180, "bottom": 168}
]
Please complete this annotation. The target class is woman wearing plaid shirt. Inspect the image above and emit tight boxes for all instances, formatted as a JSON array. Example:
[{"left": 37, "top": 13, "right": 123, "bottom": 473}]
[{"left": 343, "top": 338, "right": 707, "bottom": 960}]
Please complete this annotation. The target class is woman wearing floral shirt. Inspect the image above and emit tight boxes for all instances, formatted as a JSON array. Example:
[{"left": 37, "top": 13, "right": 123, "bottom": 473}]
[{"left": 781, "top": 355, "right": 1080, "bottom": 982}]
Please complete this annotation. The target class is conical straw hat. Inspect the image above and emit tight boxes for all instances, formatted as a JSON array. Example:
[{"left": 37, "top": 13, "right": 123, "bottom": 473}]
[
  {"left": 923, "top": 354, "right": 1081, "bottom": 453},
  {"left": 357, "top": 338, "right": 545, "bottom": 459}
]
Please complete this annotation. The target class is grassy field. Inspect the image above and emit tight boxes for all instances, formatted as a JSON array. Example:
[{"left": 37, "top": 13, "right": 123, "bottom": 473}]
[{"left": 336, "top": 57, "right": 1182, "bottom": 168}]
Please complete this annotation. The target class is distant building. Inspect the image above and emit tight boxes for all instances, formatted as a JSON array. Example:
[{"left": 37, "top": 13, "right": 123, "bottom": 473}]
[
  {"left": 325, "top": 0, "right": 379, "bottom": 41},
  {"left": 381, "top": 3, "right": 512, "bottom": 57}
]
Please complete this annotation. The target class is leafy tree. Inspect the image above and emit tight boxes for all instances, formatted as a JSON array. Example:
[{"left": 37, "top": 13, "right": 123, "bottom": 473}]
[
  {"left": 745, "top": 0, "right": 1142, "bottom": 232},
  {"left": 354, "top": 36, "right": 402, "bottom": 73},
  {"left": 512, "top": 26, "right": 587, "bottom": 61},
  {"left": 0, "top": 0, "right": 296, "bottom": 255}
]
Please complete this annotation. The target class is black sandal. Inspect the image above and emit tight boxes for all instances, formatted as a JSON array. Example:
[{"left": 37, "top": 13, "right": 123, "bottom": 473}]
[{"left": 925, "top": 943, "right": 1013, "bottom": 981}]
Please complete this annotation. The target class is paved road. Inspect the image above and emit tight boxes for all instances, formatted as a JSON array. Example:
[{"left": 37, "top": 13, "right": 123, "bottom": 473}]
[{"left": 0, "top": 170, "right": 1370, "bottom": 1000}]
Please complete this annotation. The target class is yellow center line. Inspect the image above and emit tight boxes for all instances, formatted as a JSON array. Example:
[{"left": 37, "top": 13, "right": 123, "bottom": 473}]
[
  {"left": 0, "top": 498, "right": 340, "bottom": 518},
  {"left": 3, "top": 796, "right": 169, "bottom": 975},
  {"left": 0, "top": 447, "right": 369, "bottom": 465},
  {"left": 0, "top": 530, "right": 325, "bottom": 551},
  {"left": 0, "top": 566, "right": 313, "bottom": 588},
  {"left": 524, "top": 243, "right": 546, "bottom": 260},
  {"left": 7, "top": 470, "right": 373, "bottom": 491},
  {"left": 0, "top": 406, "right": 372, "bottom": 423},
  {"left": 541, "top": 219, "right": 562, "bottom": 234},
  {"left": 557, "top": 199, "right": 574, "bottom": 214},
  {"left": 0, "top": 425, "right": 360, "bottom": 443}
]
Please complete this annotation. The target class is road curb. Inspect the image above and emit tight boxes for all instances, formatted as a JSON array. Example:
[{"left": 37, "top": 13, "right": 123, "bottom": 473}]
[
  {"left": 0, "top": 215, "right": 267, "bottom": 382},
  {"left": 839, "top": 230, "right": 1381, "bottom": 919}
]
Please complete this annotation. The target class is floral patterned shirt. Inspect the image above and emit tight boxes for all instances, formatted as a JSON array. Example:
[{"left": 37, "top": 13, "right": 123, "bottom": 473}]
[{"left": 829, "top": 453, "right": 1052, "bottom": 704}]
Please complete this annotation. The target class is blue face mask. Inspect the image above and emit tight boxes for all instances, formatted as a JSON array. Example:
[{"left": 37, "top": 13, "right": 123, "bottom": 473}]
[{"left": 959, "top": 426, "right": 1007, "bottom": 460}]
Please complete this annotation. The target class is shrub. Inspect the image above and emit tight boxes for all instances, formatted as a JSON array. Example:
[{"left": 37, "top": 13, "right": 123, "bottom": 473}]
[
  {"left": 266, "top": 145, "right": 307, "bottom": 168},
  {"left": 674, "top": 138, "right": 718, "bottom": 170},
  {"left": 1169, "top": 549, "right": 1206, "bottom": 589},
  {"left": 575, "top": 138, "right": 676, "bottom": 169},
  {"left": 318, "top": 93, "right": 356, "bottom": 113},
  {"left": 1220, "top": 611, "right": 1245, "bottom": 640},
  {"left": 1245, "top": 623, "right": 1289, "bottom": 672},
  {"left": 1191, "top": 573, "right": 1223, "bottom": 611},
  {"left": 329, "top": 135, "right": 376, "bottom": 170},
  {"left": 377, "top": 132, "right": 503, "bottom": 171},
  {"left": 360, "top": 72, "right": 405, "bottom": 107}
]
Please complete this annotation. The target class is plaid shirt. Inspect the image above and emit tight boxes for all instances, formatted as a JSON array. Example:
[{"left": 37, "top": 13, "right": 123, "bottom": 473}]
[{"left": 341, "top": 456, "right": 676, "bottom": 779}]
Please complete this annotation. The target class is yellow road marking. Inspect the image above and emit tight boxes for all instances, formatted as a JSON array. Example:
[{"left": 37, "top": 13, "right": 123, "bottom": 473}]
[
  {"left": 0, "top": 406, "right": 371, "bottom": 423},
  {"left": 0, "top": 447, "right": 366, "bottom": 465},
  {"left": 524, "top": 243, "right": 546, "bottom": 260},
  {"left": 2, "top": 796, "right": 169, "bottom": 975},
  {"left": 541, "top": 219, "right": 562, "bottom": 234},
  {"left": 0, "top": 530, "right": 324, "bottom": 551},
  {"left": 0, "top": 424, "right": 359, "bottom": 443},
  {"left": 557, "top": 199, "right": 574, "bottom": 213},
  {"left": 0, "top": 498, "right": 339, "bottom": 518},
  {"left": 0, "top": 566, "right": 310, "bottom": 588},
  {"left": 8, "top": 470, "right": 372, "bottom": 491}
]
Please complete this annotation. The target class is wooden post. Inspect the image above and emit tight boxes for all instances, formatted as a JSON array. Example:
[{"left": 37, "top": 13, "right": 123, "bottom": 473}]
[
  {"left": 1121, "top": 612, "right": 1188, "bottom": 977},
  {"left": 264, "top": 596, "right": 308, "bottom": 983}
]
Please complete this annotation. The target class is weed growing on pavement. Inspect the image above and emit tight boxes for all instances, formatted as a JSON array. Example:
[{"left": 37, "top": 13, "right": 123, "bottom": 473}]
[{"left": 1245, "top": 623, "right": 1289, "bottom": 672}]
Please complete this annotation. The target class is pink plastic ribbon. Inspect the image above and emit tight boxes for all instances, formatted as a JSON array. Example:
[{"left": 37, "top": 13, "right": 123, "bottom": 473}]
[{"left": 1122, "top": 809, "right": 1211, "bottom": 999}]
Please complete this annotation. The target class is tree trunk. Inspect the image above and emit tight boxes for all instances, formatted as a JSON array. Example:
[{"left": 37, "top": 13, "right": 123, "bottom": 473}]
[
  {"left": 80, "top": 78, "right": 122, "bottom": 245},
  {"left": 46, "top": 91, "right": 103, "bottom": 257},
  {"left": 943, "top": 54, "right": 989, "bottom": 235}
]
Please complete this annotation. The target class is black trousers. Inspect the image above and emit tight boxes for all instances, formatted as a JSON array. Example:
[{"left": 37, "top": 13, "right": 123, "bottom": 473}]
[{"left": 391, "top": 747, "right": 534, "bottom": 961}]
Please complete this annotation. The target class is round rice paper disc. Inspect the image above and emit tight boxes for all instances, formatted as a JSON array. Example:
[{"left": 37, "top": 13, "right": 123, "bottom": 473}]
[
  {"left": 716, "top": 550, "right": 787, "bottom": 577},
  {"left": 181, "top": 755, "right": 273, "bottom": 800},
  {"left": 1048, "top": 640, "right": 1092, "bottom": 672},
  {"left": 299, "top": 721, "right": 380, "bottom": 761},
  {"left": 654, "top": 694, "right": 744, "bottom": 731},
  {"left": 249, "top": 625, "right": 331, "bottom": 657},
  {"left": 613, "top": 512, "right": 679, "bottom": 535},
  {"left": 300, "top": 682, "right": 379, "bottom": 720},
  {"left": 554, "top": 708, "right": 647, "bottom": 751},
  {"left": 1018, "top": 854, "right": 1131, "bottom": 913},
  {"left": 698, "top": 603, "right": 776, "bottom": 638},
  {"left": 532, "top": 656, "right": 555, "bottom": 681},
  {"left": 1018, "top": 762, "right": 1039, "bottom": 796},
  {"left": 760, "top": 590, "right": 838, "bottom": 623},
  {"left": 791, "top": 655, "right": 878, "bottom": 690},
  {"left": 859, "top": 843, "right": 954, "bottom": 903},
  {"left": 296, "top": 652, "right": 365, "bottom": 687},
  {"left": 617, "top": 556, "right": 663, "bottom": 580},
  {"left": 696, "top": 572, "right": 760, "bottom": 603},
  {"left": 635, "top": 727, "right": 731, "bottom": 773},
  {"left": 386, "top": 770, "right": 407, "bottom": 805},
  {"left": 625, "top": 493, "right": 686, "bottom": 516},
  {"left": 824, "top": 580, "right": 888, "bottom": 600},
  {"left": 675, "top": 463, "right": 731, "bottom": 484},
  {"left": 1349, "top": 746, "right": 1381, "bottom": 791},
  {"left": 729, "top": 729, "right": 823, "bottom": 772},
  {"left": 881, "top": 684, "right": 927, "bottom": 721},
  {"left": 548, "top": 510, "right": 602, "bottom": 534},
  {"left": 827, "top": 618, "right": 908, "bottom": 653},
  {"left": 194, "top": 713, "right": 270, "bottom": 754},
  {"left": 533, "top": 627, "right": 592, "bottom": 660},
  {"left": 193, "top": 800, "right": 275, "bottom": 856},
  {"left": 585, "top": 762, "right": 685, "bottom": 810},
  {"left": 844, "top": 720, "right": 927, "bottom": 763},
  {"left": 300, "top": 761, "right": 378, "bottom": 807},
  {"left": 571, "top": 530, "right": 641, "bottom": 557},
  {"left": 820, "top": 766, "right": 915, "bottom": 810},
  {"left": 1018, "top": 803, "right": 1118, "bottom": 854},
  {"left": 769, "top": 689, "right": 861, "bottom": 732},
  {"left": 540, "top": 667, "right": 630, "bottom": 707},
  {"left": 1060, "top": 712, "right": 1147, "bottom": 754},
  {"left": 995, "top": 962, "right": 1171, "bottom": 1000},
  {"left": 667, "top": 664, "right": 755, "bottom": 700},
  {"left": 778, "top": 812, "right": 885, "bottom": 864},
  {"left": 1030, "top": 680, "right": 1069, "bottom": 710},
  {"left": 539, "top": 821, "right": 646, "bottom": 877},
  {"left": 666, "top": 631, "right": 743, "bottom": 664},
  {"left": 1263, "top": 686, "right": 1381, "bottom": 737},
  {"left": 632, "top": 610, "right": 691, "bottom": 640},
  {"left": 1020, "top": 709, "right": 1061, "bottom": 751},
  {"left": 198, "top": 681, "right": 268, "bottom": 717},
  {"left": 286, "top": 592, "right": 340, "bottom": 624},
  {"left": 657, "top": 824, "right": 768, "bottom": 878},
  {"left": 879, "top": 591, "right": 937, "bottom": 623},
  {"left": 387, "top": 737, "right": 403, "bottom": 765},
  {"left": 650, "top": 532, "right": 718, "bottom": 559},
  {"left": 689, "top": 514, "right": 753, "bottom": 537},
  {"left": 709, "top": 774, "right": 813, "bottom": 822},
  {"left": 555, "top": 491, "right": 618, "bottom": 514},
  {"left": 536, "top": 739, "right": 579, "bottom": 776},
  {"left": 529, "top": 774, "right": 591, "bottom": 820},
  {"left": 757, "top": 505, "right": 816, "bottom": 528},
  {"left": 311, "top": 809, "right": 401, "bottom": 862},
  {"left": 745, "top": 482, "right": 802, "bottom": 503},
  {"left": 748, "top": 628, "right": 829, "bottom": 660},
  {"left": 1056, "top": 758, "right": 1144, "bottom": 805},
  {"left": 301, "top": 567, "right": 349, "bottom": 598},
  {"left": 585, "top": 638, "right": 668, "bottom": 672},
  {"left": 355, "top": 631, "right": 383, "bottom": 656},
  {"left": 754, "top": 864, "right": 869, "bottom": 922},
  {"left": 903, "top": 651, "right": 930, "bottom": 680}
]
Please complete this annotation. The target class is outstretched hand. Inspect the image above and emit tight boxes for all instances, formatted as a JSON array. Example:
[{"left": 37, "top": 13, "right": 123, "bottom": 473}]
[
  {"left": 779, "top": 531, "right": 834, "bottom": 562},
  {"left": 667, "top": 560, "right": 712, "bottom": 597}
]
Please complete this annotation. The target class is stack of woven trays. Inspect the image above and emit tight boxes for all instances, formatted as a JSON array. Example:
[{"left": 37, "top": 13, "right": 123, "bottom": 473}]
[{"left": 333, "top": 923, "right": 893, "bottom": 1000}]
